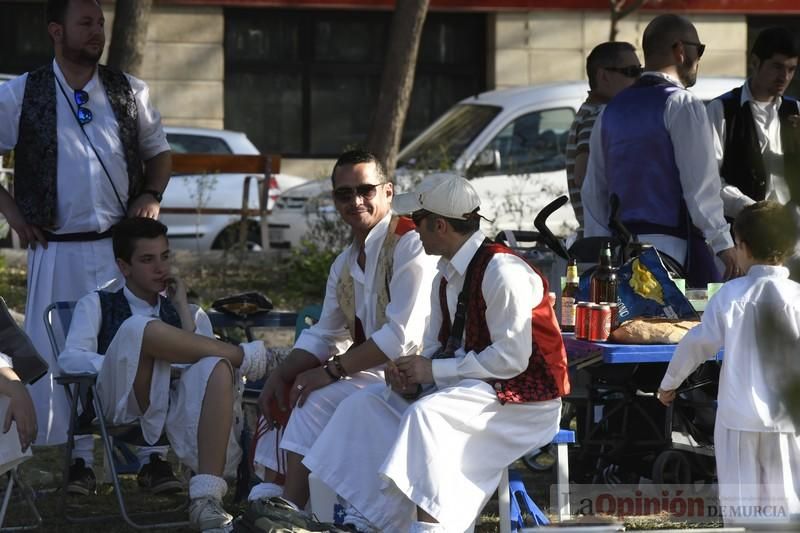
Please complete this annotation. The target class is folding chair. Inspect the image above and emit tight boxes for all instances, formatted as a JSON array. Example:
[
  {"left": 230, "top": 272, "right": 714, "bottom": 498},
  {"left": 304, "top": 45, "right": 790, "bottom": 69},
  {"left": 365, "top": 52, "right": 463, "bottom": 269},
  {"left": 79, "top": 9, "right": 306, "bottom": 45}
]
[
  {"left": 0, "top": 467, "right": 42, "bottom": 531},
  {"left": 44, "top": 301, "right": 190, "bottom": 530}
]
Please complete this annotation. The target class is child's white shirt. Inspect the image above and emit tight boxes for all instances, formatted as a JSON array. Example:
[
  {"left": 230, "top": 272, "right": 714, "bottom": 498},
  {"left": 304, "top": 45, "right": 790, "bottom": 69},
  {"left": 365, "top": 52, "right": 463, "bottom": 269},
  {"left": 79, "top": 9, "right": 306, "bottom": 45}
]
[{"left": 661, "top": 264, "right": 800, "bottom": 433}]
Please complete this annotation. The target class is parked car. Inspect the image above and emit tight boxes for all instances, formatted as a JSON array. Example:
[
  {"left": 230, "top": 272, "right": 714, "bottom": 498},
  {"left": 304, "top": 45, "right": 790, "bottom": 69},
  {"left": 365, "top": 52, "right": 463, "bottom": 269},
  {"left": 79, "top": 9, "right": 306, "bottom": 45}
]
[
  {"left": 270, "top": 77, "right": 744, "bottom": 247},
  {"left": 161, "top": 126, "right": 309, "bottom": 251}
]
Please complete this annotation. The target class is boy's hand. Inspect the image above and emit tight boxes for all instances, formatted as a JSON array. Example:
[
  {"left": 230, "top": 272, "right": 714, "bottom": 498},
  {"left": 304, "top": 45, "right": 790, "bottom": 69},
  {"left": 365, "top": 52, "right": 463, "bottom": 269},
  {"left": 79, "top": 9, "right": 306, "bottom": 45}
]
[
  {"left": 657, "top": 388, "right": 676, "bottom": 406},
  {"left": 165, "top": 276, "right": 188, "bottom": 306},
  {"left": 3, "top": 381, "right": 36, "bottom": 452}
]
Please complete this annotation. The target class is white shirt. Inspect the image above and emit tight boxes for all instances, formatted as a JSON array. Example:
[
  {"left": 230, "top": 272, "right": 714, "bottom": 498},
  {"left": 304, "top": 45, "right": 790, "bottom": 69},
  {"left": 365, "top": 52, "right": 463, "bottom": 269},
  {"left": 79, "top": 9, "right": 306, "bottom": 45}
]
[
  {"left": 427, "top": 231, "right": 543, "bottom": 389},
  {"left": 294, "top": 213, "right": 438, "bottom": 363},
  {"left": 0, "top": 60, "right": 169, "bottom": 232},
  {"left": 582, "top": 72, "right": 733, "bottom": 260},
  {"left": 660, "top": 265, "right": 800, "bottom": 433},
  {"left": 59, "top": 286, "right": 213, "bottom": 374},
  {"left": 0, "top": 353, "right": 10, "bottom": 370},
  {"left": 707, "top": 80, "right": 798, "bottom": 218}
]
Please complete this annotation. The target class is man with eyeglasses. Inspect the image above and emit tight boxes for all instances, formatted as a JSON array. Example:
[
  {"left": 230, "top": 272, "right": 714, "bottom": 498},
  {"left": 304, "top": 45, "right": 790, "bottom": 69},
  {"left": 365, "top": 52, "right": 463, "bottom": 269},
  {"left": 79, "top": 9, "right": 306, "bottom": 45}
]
[
  {"left": 236, "top": 150, "right": 438, "bottom": 531},
  {"left": 0, "top": 0, "right": 171, "bottom": 493},
  {"left": 582, "top": 13, "right": 738, "bottom": 287},
  {"left": 566, "top": 41, "right": 641, "bottom": 237},
  {"left": 707, "top": 27, "right": 800, "bottom": 280}
]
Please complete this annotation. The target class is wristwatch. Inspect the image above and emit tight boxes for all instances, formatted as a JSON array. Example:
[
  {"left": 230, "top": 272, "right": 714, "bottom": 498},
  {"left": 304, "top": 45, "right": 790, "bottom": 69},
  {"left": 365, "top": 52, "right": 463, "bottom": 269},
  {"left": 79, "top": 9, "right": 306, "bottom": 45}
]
[{"left": 142, "top": 189, "right": 163, "bottom": 203}]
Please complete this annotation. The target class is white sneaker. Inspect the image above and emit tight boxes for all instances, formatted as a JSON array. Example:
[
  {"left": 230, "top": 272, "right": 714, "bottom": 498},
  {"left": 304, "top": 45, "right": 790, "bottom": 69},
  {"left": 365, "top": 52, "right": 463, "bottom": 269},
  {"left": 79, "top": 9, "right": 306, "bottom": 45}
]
[{"left": 189, "top": 496, "right": 234, "bottom": 532}]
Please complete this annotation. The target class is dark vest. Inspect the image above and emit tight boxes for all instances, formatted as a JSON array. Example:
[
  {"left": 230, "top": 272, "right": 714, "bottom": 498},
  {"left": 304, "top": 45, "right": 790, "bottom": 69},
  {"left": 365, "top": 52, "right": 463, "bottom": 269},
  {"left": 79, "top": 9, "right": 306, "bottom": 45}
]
[
  {"left": 97, "top": 289, "right": 182, "bottom": 355},
  {"left": 437, "top": 242, "right": 570, "bottom": 404},
  {"left": 601, "top": 75, "right": 688, "bottom": 237},
  {"left": 15, "top": 63, "right": 144, "bottom": 227},
  {"left": 717, "top": 86, "right": 800, "bottom": 203}
]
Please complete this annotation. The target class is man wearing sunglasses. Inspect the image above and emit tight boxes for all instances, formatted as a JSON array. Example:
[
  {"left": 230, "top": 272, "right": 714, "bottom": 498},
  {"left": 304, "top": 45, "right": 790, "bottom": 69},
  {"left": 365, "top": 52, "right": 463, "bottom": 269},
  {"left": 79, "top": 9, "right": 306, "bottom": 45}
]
[
  {"left": 237, "top": 150, "right": 438, "bottom": 531},
  {"left": 566, "top": 41, "right": 641, "bottom": 237},
  {"left": 0, "top": 0, "right": 171, "bottom": 492},
  {"left": 582, "top": 13, "right": 738, "bottom": 287}
]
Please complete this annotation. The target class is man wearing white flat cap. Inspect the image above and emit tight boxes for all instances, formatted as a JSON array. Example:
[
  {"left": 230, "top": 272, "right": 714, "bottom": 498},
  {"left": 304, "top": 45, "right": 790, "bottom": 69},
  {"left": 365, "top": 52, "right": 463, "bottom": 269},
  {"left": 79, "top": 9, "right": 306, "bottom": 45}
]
[{"left": 303, "top": 173, "right": 570, "bottom": 533}]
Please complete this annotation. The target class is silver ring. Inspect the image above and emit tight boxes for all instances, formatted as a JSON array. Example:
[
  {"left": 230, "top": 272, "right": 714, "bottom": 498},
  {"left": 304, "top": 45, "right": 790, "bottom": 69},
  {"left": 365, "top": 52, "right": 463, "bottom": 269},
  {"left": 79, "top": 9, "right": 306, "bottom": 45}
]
[{"left": 296, "top": 384, "right": 304, "bottom": 391}]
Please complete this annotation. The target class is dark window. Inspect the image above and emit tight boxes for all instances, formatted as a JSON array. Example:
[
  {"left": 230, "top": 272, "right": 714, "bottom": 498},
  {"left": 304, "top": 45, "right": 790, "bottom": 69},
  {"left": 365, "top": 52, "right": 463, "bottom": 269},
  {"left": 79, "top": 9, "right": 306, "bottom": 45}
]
[
  {"left": 225, "top": 9, "right": 486, "bottom": 157},
  {"left": 0, "top": 3, "right": 50, "bottom": 75},
  {"left": 166, "top": 134, "right": 233, "bottom": 154}
]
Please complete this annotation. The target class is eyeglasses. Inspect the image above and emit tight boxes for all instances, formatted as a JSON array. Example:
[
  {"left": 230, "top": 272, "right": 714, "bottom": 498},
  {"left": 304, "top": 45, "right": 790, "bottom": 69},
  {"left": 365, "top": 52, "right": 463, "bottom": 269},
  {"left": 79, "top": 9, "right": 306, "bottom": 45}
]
[
  {"left": 74, "top": 89, "right": 93, "bottom": 125},
  {"left": 604, "top": 65, "right": 643, "bottom": 78},
  {"left": 332, "top": 182, "right": 384, "bottom": 203},
  {"left": 411, "top": 210, "right": 431, "bottom": 226},
  {"left": 675, "top": 40, "right": 705, "bottom": 59}
]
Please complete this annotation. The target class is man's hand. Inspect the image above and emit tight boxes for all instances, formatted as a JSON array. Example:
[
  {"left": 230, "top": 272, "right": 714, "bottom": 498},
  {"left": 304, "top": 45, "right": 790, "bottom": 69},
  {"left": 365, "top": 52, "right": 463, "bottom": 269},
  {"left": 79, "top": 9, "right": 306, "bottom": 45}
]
[
  {"left": 290, "top": 366, "right": 336, "bottom": 408},
  {"left": 4, "top": 381, "right": 36, "bottom": 452},
  {"left": 385, "top": 360, "right": 411, "bottom": 394},
  {"left": 127, "top": 194, "right": 160, "bottom": 219},
  {"left": 5, "top": 210, "right": 46, "bottom": 249},
  {"left": 396, "top": 355, "right": 434, "bottom": 386},
  {"left": 257, "top": 371, "right": 290, "bottom": 430},
  {"left": 717, "top": 247, "right": 740, "bottom": 280},
  {"left": 657, "top": 388, "right": 676, "bottom": 406}
]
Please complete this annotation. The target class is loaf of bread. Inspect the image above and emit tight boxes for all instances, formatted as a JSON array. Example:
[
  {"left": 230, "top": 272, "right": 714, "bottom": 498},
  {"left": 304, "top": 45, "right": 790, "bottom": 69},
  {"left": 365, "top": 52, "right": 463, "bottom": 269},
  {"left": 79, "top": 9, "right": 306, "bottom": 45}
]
[{"left": 609, "top": 318, "right": 699, "bottom": 344}]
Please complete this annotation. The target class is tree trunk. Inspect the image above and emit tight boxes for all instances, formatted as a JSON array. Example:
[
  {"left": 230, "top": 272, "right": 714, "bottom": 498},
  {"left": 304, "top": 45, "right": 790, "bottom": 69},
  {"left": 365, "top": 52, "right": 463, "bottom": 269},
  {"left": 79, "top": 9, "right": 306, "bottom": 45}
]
[
  {"left": 366, "top": 0, "right": 430, "bottom": 177},
  {"left": 107, "top": 0, "right": 153, "bottom": 76},
  {"left": 609, "top": 0, "right": 648, "bottom": 42}
]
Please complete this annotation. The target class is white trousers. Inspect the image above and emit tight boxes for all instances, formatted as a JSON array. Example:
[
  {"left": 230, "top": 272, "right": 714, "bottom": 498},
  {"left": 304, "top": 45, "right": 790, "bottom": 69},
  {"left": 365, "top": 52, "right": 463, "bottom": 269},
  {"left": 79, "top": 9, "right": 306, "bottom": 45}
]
[
  {"left": 97, "top": 316, "right": 241, "bottom": 477},
  {"left": 304, "top": 381, "right": 561, "bottom": 533},
  {"left": 252, "top": 370, "right": 384, "bottom": 472},
  {"left": 714, "top": 424, "right": 800, "bottom": 524},
  {"left": 25, "top": 239, "right": 122, "bottom": 445}
]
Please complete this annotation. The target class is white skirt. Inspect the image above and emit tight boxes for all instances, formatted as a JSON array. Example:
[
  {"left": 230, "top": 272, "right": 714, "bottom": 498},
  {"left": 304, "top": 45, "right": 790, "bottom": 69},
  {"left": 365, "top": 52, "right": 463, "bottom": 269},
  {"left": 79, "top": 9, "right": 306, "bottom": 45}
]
[{"left": 305, "top": 380, "right": 561, "bottom": 532}]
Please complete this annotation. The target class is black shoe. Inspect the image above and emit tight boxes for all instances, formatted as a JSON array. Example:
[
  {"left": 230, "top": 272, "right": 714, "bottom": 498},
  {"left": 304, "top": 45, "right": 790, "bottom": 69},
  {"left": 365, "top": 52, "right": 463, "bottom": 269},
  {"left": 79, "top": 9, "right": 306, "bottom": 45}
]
[
  {"left": 67, "top": 458, "right": 97, "bottom": 495},
  {"left": 137, "top": 453, "right": 184, "bottom": 495}
]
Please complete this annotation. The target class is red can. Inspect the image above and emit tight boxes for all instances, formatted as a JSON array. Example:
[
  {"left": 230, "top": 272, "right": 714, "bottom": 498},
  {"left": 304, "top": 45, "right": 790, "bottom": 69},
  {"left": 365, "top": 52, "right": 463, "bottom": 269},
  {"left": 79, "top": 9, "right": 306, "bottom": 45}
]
[
  {"left": 575, "top": 302, "right": 589, "bottom": 339},
  {"left": 606, "top": 302, "right": 619, "bottom": 330},
  {"left": 589, "top": 304, "right": 611, "bottom": 342}
]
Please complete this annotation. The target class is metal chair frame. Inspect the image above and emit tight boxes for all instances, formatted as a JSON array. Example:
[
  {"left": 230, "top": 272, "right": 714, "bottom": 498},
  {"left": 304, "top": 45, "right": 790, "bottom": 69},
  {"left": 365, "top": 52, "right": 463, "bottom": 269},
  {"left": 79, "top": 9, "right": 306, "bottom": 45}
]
[{"left": 0, "top": 466, "right": 42, "bottom": 531}]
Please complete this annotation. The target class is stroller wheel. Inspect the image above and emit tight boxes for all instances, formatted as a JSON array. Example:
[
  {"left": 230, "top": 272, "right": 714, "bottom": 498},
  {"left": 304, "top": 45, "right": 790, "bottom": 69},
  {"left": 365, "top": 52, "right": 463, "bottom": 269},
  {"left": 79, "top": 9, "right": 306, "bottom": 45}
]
[{"left": 652, "top": 450, "right": 692, "bottom": 484}]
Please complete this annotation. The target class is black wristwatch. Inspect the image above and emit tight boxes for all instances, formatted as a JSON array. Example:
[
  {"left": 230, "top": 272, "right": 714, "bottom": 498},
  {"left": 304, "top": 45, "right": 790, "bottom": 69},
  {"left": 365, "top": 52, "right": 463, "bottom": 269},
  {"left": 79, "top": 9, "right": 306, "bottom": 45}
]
[{"left": 142, "top": 189, "right": 163, "bottom": 203}]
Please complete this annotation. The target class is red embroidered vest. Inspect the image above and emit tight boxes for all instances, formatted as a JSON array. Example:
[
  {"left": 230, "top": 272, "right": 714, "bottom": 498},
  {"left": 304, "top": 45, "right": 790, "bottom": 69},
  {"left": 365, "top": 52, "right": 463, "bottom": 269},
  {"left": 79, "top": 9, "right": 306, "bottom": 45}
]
[{"left": 437, "top": 242, "right": 570, "bottom": 403}]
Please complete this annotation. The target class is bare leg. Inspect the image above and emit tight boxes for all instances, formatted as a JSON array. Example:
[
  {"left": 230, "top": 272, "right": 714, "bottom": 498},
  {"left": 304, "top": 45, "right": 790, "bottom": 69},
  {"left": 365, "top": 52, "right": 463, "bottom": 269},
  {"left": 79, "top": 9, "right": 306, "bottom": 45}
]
[
  {"left": 282, "top": 451, "right": 310, "bottom": 507},
  {"left": 418, "top": 508, "right": 438, "bottom": 523},
  {"left": 141, "top": 320, "right": 244, "bottom": 367},
  {"left": 197, "top": 360, "right": 234, "bottom": 476}
]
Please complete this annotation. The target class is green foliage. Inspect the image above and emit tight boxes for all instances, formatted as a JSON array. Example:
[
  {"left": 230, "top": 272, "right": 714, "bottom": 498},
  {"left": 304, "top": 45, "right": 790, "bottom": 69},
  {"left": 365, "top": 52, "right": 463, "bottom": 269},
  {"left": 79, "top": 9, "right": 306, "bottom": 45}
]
[{"left": 276, "top": 239, "right": 341, "bottom": 306}]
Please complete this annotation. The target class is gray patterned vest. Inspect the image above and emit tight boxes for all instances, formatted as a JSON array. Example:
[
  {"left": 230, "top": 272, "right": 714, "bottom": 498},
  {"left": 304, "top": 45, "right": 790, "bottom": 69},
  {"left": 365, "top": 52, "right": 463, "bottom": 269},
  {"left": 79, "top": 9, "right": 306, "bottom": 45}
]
[
  {"left": 15, "top": 63, "right": 144, "bottom": 227},
  {"left": 97, "top": 289, "right": 182, "bottom": 355}
]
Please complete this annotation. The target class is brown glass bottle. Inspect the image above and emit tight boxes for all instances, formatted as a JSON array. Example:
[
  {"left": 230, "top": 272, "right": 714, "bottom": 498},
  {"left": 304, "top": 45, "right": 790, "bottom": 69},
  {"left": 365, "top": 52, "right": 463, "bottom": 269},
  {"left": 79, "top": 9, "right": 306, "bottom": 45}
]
[
  {"left": 590, "top": 242, "right": 617, "bottom": 304},
  {"left": 560, "top": 259, "right": 579, "bottom": 332}
]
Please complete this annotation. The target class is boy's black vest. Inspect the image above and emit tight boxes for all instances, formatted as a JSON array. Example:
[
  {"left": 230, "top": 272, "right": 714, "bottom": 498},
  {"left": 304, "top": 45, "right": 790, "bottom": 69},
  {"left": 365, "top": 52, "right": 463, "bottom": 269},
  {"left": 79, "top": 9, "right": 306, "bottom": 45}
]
[
  {"left": 96, "top": 289, "right": 181, "bottom": 355},
  {"left": 717, "top": 86, "right": 800, "bottom": 203},
  {"left": 15, "top": 63, "right": 144, "bottom": 227}
]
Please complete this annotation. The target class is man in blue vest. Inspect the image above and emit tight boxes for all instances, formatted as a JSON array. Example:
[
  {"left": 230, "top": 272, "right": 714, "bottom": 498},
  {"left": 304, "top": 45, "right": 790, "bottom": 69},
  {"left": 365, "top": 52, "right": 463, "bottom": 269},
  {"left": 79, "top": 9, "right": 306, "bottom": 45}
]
[
  {"left": 0, "top": 0, "right": 172, "bottom": 491},
  {"left": 582, "top": 13, "right": 738, "bottom": 287},
  {"left": 59, "top": 217, "right": 271, "bottom": 532}
]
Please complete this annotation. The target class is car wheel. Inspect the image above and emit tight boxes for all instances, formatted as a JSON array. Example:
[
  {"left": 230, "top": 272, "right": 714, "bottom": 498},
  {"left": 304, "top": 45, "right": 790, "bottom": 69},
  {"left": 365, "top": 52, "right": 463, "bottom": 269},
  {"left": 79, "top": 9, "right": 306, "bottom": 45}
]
[{"left": 212, "top": 222, "right": 263, "bottom": 252}]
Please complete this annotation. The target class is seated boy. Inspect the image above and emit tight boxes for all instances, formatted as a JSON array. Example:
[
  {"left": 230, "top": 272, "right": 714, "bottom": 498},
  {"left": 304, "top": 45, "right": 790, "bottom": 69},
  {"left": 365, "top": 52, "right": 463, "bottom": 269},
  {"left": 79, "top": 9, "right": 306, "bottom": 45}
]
[
  {"left": 659, "top": 201, "right": 800, "bottom": 524},
  {"left": 0, "top": 352, "right": 36, "bottom": 471},
  {"left": 59, "top": 217, "right": 271, "bottom": 532}
]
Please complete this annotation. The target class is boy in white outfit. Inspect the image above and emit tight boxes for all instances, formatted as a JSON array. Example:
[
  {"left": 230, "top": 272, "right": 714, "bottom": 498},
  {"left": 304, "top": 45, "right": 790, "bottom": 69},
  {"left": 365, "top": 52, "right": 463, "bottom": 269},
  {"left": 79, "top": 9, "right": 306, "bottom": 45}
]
[
  {"left": 659, "top": 200, "right": 800, "bottom": 524},
  {"left": 59, "top": 217, "right": 270, "bottom": 532}
]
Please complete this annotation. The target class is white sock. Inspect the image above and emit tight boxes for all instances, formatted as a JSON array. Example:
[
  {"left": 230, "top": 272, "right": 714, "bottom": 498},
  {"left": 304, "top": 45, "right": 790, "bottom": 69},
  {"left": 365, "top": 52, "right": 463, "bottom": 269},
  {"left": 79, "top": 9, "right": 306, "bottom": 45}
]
[
  {"left": 135, "top": 445, "right": 169, "bottom": 467},
  {"left": 189, "top": 474, "right": 228, "bottom": 501},
  {"left": 239, "top": 341, "right": 270, "bottom": 381},
  {"left": 247, "top": 482, "right": 284, "bottom": 501},
  {"left": 409, "top": 520, "right": 446, "bottom": 533},
  {"left": 71, "top": 435, "right": 94, "bottom": 467}
]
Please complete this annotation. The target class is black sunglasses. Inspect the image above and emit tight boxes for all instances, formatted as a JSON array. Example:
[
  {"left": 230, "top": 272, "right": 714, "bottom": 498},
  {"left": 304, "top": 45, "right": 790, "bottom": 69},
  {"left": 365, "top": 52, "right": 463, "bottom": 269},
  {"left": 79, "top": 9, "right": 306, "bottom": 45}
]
[
  {"left": 675, "top": 40, "right": 705, "bottom": 59},
  {"left": 332, "top": 182, "right": 384, "bottom": 203},
  {"left": 604, "top": 65, "right": 643, "bottom": 78},
  {"left": 411, "top": 210, "right": 431, "bottom": 226},
  {"left": 74, "top": 89, "right": 93, "bottom": 125}
]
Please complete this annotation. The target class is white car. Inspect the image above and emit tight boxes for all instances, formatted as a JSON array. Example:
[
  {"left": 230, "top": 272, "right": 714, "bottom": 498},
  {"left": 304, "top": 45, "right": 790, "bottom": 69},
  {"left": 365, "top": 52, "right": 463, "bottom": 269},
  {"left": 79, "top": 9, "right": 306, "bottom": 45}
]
[
  {"left": 271, "top": 77, "right": 744, "bottom": 247},
  {"left": 161, "top": 126, "right": 309, "bottom": 251}
]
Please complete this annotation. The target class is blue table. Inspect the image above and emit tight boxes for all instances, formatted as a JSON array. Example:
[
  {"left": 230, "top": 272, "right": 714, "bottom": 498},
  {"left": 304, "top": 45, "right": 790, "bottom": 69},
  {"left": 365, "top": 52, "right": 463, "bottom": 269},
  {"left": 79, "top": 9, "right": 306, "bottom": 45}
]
[{"left": 563, "top": 333, "right": 722, "bottom": 365}]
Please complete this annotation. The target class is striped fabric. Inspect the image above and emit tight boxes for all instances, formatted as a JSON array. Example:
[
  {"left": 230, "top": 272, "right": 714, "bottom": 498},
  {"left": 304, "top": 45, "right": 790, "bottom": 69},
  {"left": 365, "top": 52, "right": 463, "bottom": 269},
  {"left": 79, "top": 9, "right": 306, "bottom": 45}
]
[{"left": 565, "top": 100, "right": 603, "bottom": 234}]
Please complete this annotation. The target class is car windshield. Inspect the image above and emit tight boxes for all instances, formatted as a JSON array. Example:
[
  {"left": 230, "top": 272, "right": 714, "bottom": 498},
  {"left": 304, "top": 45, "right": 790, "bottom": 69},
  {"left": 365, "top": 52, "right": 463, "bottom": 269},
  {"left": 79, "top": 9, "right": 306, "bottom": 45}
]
[
  {"left": 398, "top": 104, "right": 501, "bottom": 169},
  {"left": 167, "top": 134, "right": 233, "bottom": 154}
]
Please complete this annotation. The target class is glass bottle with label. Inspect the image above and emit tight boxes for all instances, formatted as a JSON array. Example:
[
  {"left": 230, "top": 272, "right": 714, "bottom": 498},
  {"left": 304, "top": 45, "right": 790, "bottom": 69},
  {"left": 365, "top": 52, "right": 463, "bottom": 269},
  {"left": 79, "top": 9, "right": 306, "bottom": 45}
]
[
  {"left": 590, "top": 242, "right": 617, "bottom": 304},
  {"left": 560, "top": 258, "right": 579, "bottom": 332}
]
